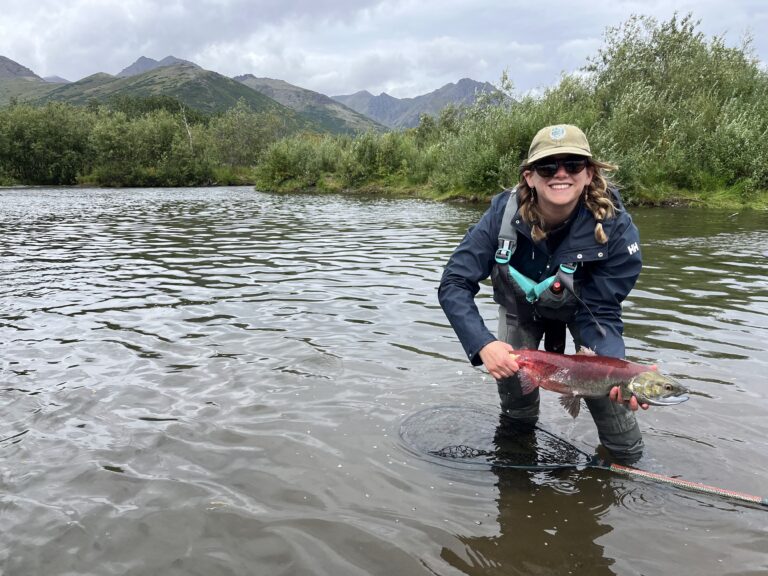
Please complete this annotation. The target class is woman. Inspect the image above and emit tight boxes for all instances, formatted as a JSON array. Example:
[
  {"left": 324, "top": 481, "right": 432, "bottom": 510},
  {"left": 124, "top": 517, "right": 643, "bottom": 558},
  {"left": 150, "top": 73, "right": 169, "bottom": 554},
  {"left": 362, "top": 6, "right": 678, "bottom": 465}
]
[{"left": 438, "top": 124, "right": 645, "bottom": 461}]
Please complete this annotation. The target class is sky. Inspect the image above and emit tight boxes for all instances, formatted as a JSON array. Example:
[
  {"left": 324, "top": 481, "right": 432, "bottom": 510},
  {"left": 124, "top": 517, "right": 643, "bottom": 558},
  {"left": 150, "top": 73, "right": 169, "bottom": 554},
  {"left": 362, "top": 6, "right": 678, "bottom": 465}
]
[{"left": 1, "top": 0, "right": 766, "bottom": 98}]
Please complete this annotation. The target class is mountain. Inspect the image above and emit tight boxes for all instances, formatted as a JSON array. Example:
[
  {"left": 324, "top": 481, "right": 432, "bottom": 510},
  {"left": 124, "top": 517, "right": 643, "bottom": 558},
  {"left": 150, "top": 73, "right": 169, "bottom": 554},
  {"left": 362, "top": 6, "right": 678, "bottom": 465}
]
[
  {"left": 0, "top": 56, "right": 55, "bottom": 103},
  {"left": 0, "top": 54, "right": 494, "bottom": 135},
  {"left": 0, "top": 55, "right": 377, "bottom": 135},
  {"left": 30, "top": 63, "right": 315, "bottom": 124},
  {"left": 0, "top": 56, "right": 312, "bottom": 124},
  {"left": 234, "top": 75, "right": 385, "bottom": 134},
  {"left": 333, "top": 78, "right": 497, "bottom": 128},
  {"left": 118, "top": 55, "right": 201, "bottom": 77},
  {"left": 43, "top": 76, "right": 70, "bottom": 84},
  {"left": 0, "top": 55, "right": 43, "bottom": 81}
]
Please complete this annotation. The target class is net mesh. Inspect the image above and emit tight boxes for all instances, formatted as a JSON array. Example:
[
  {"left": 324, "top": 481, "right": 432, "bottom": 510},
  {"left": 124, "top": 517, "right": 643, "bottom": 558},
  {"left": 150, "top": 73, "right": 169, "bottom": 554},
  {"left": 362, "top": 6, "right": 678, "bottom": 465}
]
[
  {"left": 399, "top": 406, "right": 768, "bottom": 507},
  {"left": 399, "top": 405, "right": 593, "bottom": 470}
]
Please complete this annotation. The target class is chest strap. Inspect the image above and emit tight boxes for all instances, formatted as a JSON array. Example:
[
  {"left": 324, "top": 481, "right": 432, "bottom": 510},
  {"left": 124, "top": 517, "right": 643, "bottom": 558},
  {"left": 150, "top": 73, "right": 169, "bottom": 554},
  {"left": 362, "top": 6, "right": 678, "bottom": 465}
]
[{"left": 495, "top": 188, "right": 519, "bottom": 264}]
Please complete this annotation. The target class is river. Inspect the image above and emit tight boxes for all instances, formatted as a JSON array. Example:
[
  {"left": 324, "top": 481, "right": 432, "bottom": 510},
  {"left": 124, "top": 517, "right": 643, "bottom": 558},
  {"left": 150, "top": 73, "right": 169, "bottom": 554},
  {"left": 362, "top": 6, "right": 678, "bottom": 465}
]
[{"left": 1, "top": 187, "right": 766, "bottom": 575}]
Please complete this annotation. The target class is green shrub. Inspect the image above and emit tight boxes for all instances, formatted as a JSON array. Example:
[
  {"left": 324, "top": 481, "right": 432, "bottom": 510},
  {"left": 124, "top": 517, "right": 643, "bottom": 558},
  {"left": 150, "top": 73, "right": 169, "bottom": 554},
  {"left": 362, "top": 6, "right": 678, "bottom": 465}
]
[
  {"left": 0, "top": 102, "right": 93, "bottom": 184},
  {"left": 255, "top": 134, "right": 342, "bottom": 190}
]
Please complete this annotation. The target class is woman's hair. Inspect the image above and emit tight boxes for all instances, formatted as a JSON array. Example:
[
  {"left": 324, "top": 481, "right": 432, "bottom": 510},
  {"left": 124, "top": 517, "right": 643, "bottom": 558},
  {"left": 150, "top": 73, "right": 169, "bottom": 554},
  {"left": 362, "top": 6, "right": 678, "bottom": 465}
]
[{"left": 516, "top": 159, "right": 617, "bottom": 244}]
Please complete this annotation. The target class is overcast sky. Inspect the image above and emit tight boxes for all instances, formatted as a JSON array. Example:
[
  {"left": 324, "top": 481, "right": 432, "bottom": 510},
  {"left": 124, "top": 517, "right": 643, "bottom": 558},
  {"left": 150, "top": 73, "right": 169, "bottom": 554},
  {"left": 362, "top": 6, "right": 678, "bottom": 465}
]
[{"left": 1, "top": 0, "right": 766, "bottom": 98}]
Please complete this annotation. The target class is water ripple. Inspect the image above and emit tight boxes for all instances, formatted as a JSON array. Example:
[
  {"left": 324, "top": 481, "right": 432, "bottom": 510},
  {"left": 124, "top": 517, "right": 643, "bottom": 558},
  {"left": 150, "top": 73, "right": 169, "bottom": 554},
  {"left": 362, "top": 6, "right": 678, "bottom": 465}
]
[{"left": 1, "top": 189, "right": 766, "bottom": 575}]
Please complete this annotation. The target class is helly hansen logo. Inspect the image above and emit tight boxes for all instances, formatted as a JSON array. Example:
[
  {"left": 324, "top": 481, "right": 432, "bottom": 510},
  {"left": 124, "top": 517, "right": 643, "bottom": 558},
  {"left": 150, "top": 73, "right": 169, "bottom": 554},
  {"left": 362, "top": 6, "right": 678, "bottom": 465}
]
[{"left": 627, "top": 242, "right": 640, "bottom": 255}]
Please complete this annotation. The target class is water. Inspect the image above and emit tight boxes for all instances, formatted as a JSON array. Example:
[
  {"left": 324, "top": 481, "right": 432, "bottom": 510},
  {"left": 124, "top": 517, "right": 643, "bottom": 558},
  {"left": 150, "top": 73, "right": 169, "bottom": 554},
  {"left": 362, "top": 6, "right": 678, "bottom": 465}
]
[{"left": 1, "top": 187, "right": 766, "bottom": 576}]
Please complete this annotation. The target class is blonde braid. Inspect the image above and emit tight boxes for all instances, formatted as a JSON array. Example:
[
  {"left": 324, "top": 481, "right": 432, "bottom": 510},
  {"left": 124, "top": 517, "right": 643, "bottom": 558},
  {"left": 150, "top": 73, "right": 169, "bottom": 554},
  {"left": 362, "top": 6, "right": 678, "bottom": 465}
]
[
  {"left": 516, "top": 184, "right": 548, "bottom": 243},
  {"left": 582, "top": 169, "right": 616, "bottom": 244}
]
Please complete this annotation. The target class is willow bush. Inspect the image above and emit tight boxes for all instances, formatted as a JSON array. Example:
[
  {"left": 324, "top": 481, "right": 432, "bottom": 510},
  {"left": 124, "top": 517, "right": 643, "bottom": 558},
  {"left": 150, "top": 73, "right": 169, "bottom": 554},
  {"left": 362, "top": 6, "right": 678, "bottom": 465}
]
[
  {"left": 255, "top": 133, "right": 342, "bottom": 190},
  {"left": 0, "top": 102, "right": 93, "bottom": 184},
  {"left": 0, "top": 97, "right": 286, "bottom": 187},
  {"left": 588, "top": 14, "right": 768, "bottom": 201},
  {"left": 84, "top": 108, "right": 215, "bottom": 186}
]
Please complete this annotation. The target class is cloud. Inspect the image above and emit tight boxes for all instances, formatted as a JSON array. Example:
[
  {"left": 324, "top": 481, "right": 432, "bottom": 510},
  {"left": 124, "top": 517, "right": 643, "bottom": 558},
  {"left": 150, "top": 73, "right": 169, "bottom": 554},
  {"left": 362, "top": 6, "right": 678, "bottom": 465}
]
[
  {"left": 0, "top": 0, "right": 766, "bottom": 97},
  {"left": 0, "top": 0, "right": 387, "bottom": 79}
]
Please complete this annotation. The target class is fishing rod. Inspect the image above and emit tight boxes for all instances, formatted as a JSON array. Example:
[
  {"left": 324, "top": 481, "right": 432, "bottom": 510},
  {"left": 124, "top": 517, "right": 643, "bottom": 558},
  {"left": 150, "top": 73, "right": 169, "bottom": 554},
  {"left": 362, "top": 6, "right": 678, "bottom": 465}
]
[
  {"left": 400, "top": 406, "right": 768, "bottom": 509},
  {"left": 430, "top": 435, "right": 768, "bottom": 508},
  {"left": 537, "top": 427, "right": 768, "bottom": 508},
  {"left": 600, "top": 460, "right": 768, "bottom": 507}
]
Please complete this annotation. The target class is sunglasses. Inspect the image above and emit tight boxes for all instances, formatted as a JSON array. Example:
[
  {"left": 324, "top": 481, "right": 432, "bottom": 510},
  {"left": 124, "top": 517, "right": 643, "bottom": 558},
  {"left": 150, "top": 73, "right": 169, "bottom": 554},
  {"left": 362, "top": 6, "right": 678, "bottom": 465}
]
[{"left": 531, "top": 158, "right": 588, "bottom": 178}]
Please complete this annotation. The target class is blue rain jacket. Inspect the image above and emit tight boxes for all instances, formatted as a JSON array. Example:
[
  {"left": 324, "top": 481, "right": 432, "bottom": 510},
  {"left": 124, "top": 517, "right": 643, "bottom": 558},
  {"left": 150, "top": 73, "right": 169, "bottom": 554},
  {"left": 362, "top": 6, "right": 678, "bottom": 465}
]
[{"left": 438, "top": 189, "right": 642, "bottom": 365}]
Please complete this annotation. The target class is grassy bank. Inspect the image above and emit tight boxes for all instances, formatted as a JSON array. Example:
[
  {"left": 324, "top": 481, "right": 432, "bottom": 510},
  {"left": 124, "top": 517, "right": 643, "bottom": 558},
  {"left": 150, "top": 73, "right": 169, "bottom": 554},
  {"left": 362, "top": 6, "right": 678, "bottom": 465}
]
[{"left": 260, "top": 172, "right": 768, "bottom": 210}]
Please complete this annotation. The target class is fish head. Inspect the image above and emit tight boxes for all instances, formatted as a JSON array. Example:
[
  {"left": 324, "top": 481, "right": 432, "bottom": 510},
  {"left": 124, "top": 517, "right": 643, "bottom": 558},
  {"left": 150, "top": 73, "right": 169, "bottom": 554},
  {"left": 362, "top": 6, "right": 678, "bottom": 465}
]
[{"left": 628, "top": 371, "right": 689, "bottom": 406}]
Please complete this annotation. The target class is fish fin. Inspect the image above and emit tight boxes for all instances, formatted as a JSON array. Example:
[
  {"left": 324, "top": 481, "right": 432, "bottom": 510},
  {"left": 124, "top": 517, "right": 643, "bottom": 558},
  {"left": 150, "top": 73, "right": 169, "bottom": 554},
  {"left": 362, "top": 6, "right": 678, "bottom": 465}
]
[
  {"left": 559, "top": 395, "right": 582, "bottom": 418},
  {"left": 517, "top": 370, "right": 539, "bottom": 396},
  {"left": 577, "top": 346, "right": 596, "bottom": 356}
]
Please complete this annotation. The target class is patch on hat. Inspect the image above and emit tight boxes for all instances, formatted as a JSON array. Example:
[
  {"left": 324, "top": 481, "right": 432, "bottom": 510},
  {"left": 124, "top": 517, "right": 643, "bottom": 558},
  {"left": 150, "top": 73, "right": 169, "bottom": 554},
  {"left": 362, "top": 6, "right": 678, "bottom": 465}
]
[{"left": 549, "top": 125, "right": 566, "bottom": 141}]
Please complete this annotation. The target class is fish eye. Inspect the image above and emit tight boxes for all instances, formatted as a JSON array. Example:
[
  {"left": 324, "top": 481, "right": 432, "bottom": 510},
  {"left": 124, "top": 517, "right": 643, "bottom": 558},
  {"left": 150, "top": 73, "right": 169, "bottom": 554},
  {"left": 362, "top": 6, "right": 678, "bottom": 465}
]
[{"left": 664, "top": 384, "right": 672, "bottom": 391}]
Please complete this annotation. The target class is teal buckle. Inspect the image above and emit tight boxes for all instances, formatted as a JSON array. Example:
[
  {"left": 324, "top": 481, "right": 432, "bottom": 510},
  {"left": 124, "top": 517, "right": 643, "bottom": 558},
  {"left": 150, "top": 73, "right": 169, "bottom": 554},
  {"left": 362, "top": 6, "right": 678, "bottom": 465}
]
[
  {"left": 495, "top": 248, "right": 512, "bottom": 264},
  {"left": 508, "top": 266, "right": 556, "bottom": 303}
]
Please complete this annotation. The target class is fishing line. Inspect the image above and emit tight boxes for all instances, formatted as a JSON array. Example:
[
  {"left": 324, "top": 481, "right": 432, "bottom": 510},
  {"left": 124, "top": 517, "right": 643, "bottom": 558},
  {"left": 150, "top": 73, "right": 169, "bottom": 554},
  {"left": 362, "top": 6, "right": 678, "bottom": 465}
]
[{"left": 399, "top": 405, "right": 768, "bottom": 509}]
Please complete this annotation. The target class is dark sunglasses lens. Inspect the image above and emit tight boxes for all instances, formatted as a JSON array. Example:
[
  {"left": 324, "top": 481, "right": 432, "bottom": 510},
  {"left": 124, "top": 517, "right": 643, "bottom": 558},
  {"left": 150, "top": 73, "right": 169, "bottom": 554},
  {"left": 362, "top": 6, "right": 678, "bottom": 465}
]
[
  {"left": 563, "top": 160, "right": 587, "bottom": 174},
  {"left": 533, "top": 159, "right": 587, "bottom": 177},
  {"left": 534, "top": 163, "right": 558, "bottom": 177}
]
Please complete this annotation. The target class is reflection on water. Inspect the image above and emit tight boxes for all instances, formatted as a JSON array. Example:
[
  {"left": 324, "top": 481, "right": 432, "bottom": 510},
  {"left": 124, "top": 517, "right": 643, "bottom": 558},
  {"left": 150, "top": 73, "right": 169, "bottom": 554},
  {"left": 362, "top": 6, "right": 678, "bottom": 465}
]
[
  {"left": 1, "top": 188, "right": 766, "bottom": 575},
  {"left": 443, "top": 469, "right": 618, "bottom": 576}
]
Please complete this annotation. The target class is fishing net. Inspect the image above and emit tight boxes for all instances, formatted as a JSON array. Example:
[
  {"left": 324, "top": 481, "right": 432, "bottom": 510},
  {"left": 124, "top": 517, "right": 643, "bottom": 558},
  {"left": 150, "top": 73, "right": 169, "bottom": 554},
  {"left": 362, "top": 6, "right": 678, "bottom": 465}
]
[
  {"left": 400, "top": 405, "right": 768, "bottom": 508},
  {"left": 399, "top": 405, "right": 593, "bottom": 470}
]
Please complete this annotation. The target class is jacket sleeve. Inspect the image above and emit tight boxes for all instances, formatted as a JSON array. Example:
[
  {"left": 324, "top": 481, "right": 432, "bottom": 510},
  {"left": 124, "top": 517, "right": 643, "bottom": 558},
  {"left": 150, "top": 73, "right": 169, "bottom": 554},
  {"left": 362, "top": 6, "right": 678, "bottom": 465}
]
[
  {"left": 438, "top": 193, "right": 506, "bottom": 365},
  {"left": 576, "top": 211, "right": 642, "bottom": 359}
]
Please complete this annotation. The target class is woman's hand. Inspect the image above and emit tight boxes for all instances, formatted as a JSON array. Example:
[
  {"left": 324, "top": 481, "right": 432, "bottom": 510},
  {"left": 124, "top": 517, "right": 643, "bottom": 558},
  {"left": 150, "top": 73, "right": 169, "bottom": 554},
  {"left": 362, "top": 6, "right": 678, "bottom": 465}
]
[
  {"left": 609, "top": 386, "right": 649, "bottom": 411},
  {"left": 478, "top": 340, "right": 519, "bottom": 380},
  {"left": 609, "top": 364, "right": 656, "bottom": 410}
]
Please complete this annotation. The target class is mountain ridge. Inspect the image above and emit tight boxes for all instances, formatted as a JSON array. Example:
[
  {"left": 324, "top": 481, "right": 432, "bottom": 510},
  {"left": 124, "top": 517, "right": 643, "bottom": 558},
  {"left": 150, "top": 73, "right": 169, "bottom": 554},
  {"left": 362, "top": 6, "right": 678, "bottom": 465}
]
[
  {"left": 0, "top": 55, "right": 43, "bottom": 81},
  {"left": 0, "top": 54, "right": 497, "bottom": 132},
  {"left": 36, "top": 63, "right": 303, "bottom": 118},
  {"left": 118, "top": 56, "right": 201, "bottom": 77},
  {"left": 234, "top": 74, "right": 385, "bottom": 134},
  {"left": 332, "top": 78, "right": 496, "bottom": 128}
]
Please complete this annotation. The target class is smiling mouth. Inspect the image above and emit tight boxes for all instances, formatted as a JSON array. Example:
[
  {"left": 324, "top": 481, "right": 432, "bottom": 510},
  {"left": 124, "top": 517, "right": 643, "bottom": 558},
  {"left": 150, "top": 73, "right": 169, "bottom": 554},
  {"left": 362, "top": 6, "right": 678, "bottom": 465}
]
[{"left": 549, "top": 183, "right": 572, "bottom": 189}]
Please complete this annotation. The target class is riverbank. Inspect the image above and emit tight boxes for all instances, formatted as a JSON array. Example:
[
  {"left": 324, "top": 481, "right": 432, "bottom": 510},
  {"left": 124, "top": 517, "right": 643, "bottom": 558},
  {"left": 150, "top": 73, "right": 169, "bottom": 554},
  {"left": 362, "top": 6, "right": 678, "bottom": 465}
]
[
  {"left": 259, "top": 175, "right": 768, "bottom": 210},
  {"left": 4, "top": 178, "right": 767, "bottom": 210}
]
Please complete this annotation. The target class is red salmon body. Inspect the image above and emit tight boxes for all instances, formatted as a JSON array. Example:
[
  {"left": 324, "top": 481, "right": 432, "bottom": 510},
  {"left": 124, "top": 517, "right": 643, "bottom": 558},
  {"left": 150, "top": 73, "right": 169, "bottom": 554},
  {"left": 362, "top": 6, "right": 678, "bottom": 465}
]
[
  {"left": 511, "top": 350, "right": 653, "bottom": 417},
  {"left": 514, "top": 350, "right": 648, "bottom": 394},
  {"left": 508, "top": 350, "right": 688, "bottom": 417}
]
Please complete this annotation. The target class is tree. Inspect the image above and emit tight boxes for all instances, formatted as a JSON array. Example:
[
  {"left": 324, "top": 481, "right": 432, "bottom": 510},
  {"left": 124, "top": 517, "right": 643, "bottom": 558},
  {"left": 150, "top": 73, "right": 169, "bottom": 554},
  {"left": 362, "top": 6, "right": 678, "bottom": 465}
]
[
  {"left": 207, "top": 99, "right": 285, "bottom": 167},
  {"left": 0, "top": 103, "right": 93, "bottom": 184}
]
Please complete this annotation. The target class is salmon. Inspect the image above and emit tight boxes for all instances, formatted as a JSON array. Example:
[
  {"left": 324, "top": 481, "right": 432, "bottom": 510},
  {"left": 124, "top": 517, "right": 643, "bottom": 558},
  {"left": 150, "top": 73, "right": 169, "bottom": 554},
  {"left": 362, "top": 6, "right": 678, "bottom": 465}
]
[{"left": 510, "top": 349, "right": 689, "bottom": 418}]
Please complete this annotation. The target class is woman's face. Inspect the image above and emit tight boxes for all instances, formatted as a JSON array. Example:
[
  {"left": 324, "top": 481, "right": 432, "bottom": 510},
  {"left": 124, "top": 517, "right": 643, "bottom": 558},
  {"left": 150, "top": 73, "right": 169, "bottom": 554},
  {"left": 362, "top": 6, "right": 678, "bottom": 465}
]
[{"left": 524, "top": 154, "right": 594, "bottom": 215}]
